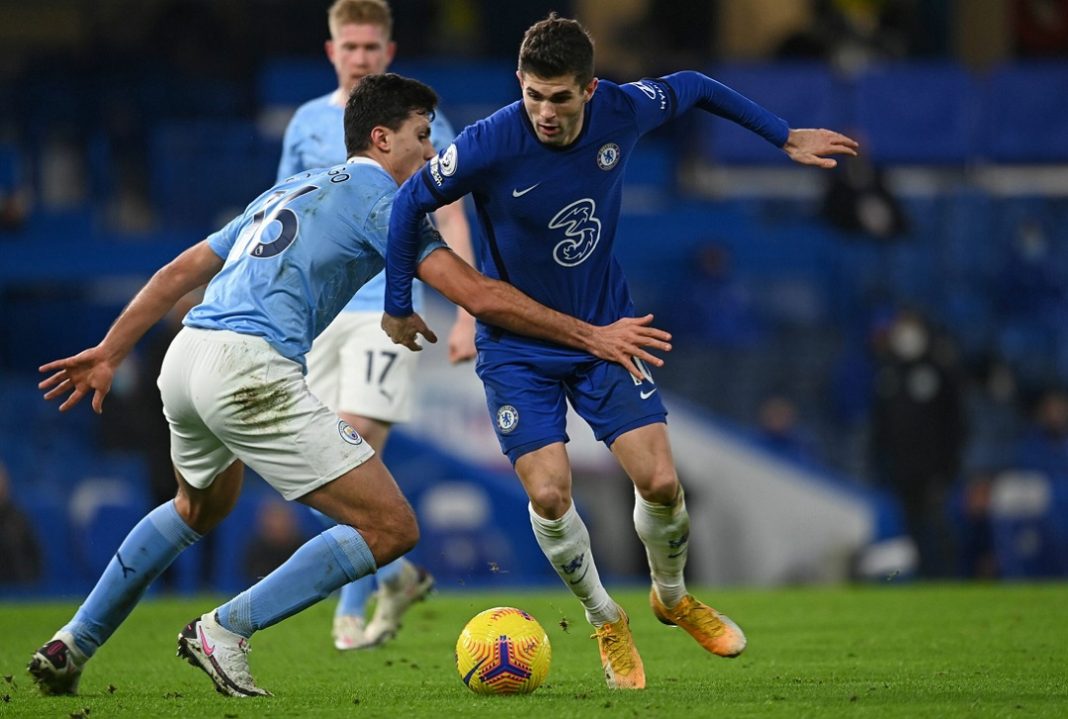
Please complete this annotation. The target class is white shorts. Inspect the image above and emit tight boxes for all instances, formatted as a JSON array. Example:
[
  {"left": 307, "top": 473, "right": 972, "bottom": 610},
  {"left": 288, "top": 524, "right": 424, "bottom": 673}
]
[
  {"left": 305, "top": 311, "right": 419, "bottom": 423},
  {"left": 157, "top": 327, "right": 375, "bottom": 500}
]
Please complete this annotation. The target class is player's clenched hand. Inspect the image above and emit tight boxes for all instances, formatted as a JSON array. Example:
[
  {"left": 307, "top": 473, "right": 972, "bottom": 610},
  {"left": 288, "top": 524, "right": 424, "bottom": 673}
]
[
  {"left": 381, "top": 312, "right": 438, "bottom": 352},
  {"left": 39, "top": 346, "right": 116, "bottom": 414},
  {"left": 589, "top": 314, "right": 672, "bottom": 382},
  {"left": 783, "top": 128, "right": 860, "bottom": 169}
]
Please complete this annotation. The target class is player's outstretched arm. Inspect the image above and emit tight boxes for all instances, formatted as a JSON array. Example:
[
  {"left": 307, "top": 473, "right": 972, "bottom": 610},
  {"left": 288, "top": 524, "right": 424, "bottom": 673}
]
[
  {"left": 392, "top": 248, "right": 672, "bottom": 381},
  {"left": 38, "top": 241, "right": 224, "bottom": 414},
  {"left": 782, "top": 128, "right": 860, "bottom": 169}
]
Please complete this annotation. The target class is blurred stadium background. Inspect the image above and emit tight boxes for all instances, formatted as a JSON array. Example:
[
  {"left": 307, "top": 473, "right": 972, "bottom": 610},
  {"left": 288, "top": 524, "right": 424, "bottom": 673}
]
[{"left": 1, "top": 0, "right": 1066, "bottom": 598}]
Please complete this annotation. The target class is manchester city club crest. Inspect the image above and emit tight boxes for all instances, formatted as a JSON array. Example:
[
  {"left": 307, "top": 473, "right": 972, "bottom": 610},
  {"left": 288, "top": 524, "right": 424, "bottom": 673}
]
[
  {"left": 496, "top": 405, "right": 519, "bottom": 434},
  {"left": 596, "top": 142, "right": 620, "bottom": 171},
  {"left": 338, "top": 420, "right": 364, "bottom": 445}
]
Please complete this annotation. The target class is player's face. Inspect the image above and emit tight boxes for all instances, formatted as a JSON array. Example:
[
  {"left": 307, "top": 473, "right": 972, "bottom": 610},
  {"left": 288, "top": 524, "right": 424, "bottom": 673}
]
[
  {"left": 390, "top": 111, "right": 436, "bottom": 183},
  {"left": 326, "top": 23, "right": 396, "bottom": 94},
  {"left": 518, "top": 72, "right": 598, "bottom": 147}
]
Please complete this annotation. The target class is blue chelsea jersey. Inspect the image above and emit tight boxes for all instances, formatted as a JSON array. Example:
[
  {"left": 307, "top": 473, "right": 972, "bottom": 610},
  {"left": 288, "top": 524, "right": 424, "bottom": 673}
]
[
  {"left": 277, "top": 91, "right": 458, "bottom": 314},
  {"left": 185, "top": 157, "right": 445, "bottom": 370},
  {"left": 386, "top": 71, "right": 789, "bottom": 355}
]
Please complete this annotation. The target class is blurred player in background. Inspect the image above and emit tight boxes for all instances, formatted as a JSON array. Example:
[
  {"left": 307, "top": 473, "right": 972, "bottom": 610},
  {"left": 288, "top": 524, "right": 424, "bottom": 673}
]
[
  {"left": 278, "top": 0, "right": 476, "bottom": 651},
  {"left": 27, "top": 73, "right": 672, "bottom": 699},
  {"left": 385, "top": 14, "right": 860, "bottom": 690}
]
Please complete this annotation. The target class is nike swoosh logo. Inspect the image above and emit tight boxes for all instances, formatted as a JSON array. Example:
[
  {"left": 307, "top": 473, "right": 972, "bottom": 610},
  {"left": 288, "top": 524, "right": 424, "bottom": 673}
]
[
  {"left": 640, "top": 388, "right": 658, "bottom": 400},
  {"left": 199, "top": 626, "right": 216, "bottom": 657},
  {"left": 568, "top": 565, "right": 590, "bottom": 585},
  {"left": 462, "top": 656, "right": 487, "bottom": 685},
  {"left": 512, "top": 183, "right": 540, "bottom": 197}
]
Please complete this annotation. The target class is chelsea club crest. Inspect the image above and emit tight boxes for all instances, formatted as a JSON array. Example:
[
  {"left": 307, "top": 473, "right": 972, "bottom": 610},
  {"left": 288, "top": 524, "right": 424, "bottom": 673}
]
[
  {"left": 596, "top": 143, "right": 620, "bottom": 171},
  {"left": 496, "top": 405, "right": 519, "bottom": 434}
]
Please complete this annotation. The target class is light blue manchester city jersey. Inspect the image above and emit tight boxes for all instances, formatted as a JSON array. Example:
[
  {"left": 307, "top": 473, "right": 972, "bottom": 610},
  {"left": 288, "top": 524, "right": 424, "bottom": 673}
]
[
  {"left": 277, "top": 91, "right": 458, "bottom": 313},
  {"left": 185, "top": 157, "right": 445, "bottom": 370}
]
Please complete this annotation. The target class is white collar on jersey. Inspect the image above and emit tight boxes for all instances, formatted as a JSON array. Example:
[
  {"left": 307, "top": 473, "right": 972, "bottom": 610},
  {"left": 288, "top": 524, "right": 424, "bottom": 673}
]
[{"left": 346, "top": 155, "right": 385, "bottom": 171}]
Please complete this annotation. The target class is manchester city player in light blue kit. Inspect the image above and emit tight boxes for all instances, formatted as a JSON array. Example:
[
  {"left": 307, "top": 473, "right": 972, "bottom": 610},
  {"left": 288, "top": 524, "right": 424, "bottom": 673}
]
[
  {"left": 278, "top": 0, "right": 476, "bottom": 653},
  {"left": 385, "top": 15, "right": 860, "bottom": 689},
  {"left": 27, "top": 73, "right": 671, "bottom": 699}
]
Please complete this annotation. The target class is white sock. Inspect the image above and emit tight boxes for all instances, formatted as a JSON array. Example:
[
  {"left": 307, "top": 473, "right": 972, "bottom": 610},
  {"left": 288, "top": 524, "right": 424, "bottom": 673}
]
[
  {"left": 633, "top": 486, "right": 689, "bottom": 607},
  {"left": 528, "top": 502, "right": 618, "bottom": 626}
]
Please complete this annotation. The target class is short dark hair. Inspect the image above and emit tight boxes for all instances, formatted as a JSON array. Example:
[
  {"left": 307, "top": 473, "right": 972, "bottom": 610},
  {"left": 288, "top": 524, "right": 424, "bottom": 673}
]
[
  {"left": 518, "top": 13, "right": 595, "bottom": 88},
  {"left": 344, "top": 73, "right": 438, "bottom": 156}
]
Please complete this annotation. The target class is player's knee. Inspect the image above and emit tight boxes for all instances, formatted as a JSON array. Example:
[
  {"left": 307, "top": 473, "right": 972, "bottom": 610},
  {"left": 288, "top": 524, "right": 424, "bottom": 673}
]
[
  {"left": 173, "top": 492, "right": 231, "bottom": 534},
  {"left": 377, "top": 500, "right": 420, "bottom": 560},
  {"left": 636, "top": 470, "right": 679, "bottom": 506},
  {"left": 528, "top": 485, "right": 572, "bottom": 520}
]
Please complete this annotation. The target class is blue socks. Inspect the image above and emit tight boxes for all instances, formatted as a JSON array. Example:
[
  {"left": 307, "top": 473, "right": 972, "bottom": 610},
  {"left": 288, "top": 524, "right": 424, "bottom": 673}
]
[
  {"left": 336, "top": 558, "right": 406, "bottom": 617},
  {"left": 64, "top": 501, "right": 201, "bottom": 657},
  {"left": 217, "top": 525, "right": 377, "bottom": 638},
  {"left": 336, "top": 575, "right": 377, "bottom": 618}
]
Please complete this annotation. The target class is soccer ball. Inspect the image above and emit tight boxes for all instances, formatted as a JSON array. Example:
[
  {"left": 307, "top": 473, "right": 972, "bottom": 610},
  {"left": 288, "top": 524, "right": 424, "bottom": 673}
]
[{"left": 455, "top": 607, "right": 551, "bottom": 694}]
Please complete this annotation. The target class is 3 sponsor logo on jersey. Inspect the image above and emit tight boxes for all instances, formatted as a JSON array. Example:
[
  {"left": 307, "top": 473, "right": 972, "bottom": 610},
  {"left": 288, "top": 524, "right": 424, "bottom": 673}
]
[
  {"left": 596, "top": 143, "right": 621, "bottom": 171},
  {"left": 496, "top": 404, "right": 519, "bottom": 434},
  {"left": 549, "top": 199, "right": 602, "bottom": 267},
  {"left": 338, "top": 420, "right": 364, "bottom": 445}
]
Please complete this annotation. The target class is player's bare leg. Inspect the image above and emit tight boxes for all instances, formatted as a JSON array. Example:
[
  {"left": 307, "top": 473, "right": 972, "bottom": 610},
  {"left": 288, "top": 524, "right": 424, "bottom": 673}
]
[
  {"left": 331, "top": 413, "right": 433, "bottom": 650},
  {"left": 613, "top": 423, "right": 746, "bottom": 657},
  {"left": 517, "top": 443, "right": 645, "bottom": 689}
]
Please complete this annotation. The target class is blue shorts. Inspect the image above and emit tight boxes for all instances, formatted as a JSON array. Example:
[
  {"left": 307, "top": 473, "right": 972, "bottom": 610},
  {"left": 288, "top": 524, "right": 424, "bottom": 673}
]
[{"left": 476, "top": 346, "right": 667, "bottom": 464}]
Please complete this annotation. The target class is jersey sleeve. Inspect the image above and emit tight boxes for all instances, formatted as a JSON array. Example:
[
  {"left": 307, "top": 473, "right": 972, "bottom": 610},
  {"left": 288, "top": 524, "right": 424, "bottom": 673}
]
[
  {"left": 204, "top": 213, "right": 245, "bottom": 259},
  {"left": 384, "top": 125, "right": 489, "bottom": 316},
  {"left": 622, "top": 71, "right": 789, "bottom": 148},
  {"left": 276, "top": 114, "right": 306, "bottom": 182}
]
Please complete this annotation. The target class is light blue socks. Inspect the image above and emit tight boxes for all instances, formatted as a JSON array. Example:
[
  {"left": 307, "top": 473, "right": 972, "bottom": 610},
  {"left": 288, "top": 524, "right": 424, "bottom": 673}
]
[
  {"left": 64, "top": 501, "right": 201, "bottom": 657},
  {"left": 217, "top": 524, "right": 376, "bottom": 637}
]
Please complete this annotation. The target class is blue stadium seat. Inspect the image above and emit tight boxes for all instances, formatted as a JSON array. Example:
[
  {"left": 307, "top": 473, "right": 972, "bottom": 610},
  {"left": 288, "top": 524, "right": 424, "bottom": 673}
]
[
  {"left": 258, "top": 58, "right": 517, "bottom": 132},
  {"left": 989, "top": 470, "right": 1064, "bottom": 578},
  {"left": 150, "top": 120, "right": 279, "bottom": 231},
  {"left": 983, "top": 63, "right": 1068, "bottom": 163},
  {"left": 699, "top": 63, "right": 846, "bottom": 165},
  {"left": 853, "top": 63, "right": 979, "bottom": 165},
  {"left": 257, "top": 58, "right": 335, "bottom": 108},
  {"left": 391, "top": 60, "right": 518, "bottom": 130}
]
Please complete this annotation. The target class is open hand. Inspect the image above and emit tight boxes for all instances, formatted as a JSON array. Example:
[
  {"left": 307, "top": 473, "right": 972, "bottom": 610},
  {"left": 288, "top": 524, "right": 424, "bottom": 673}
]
[
  {"left": 381, "top": 312, "right": 438, "bottom": 352},
  {"left": 588, "top": 314, "right": 672, "bottom": 382},
  {"left": 783, "top": 129, "right": 860, "bottom": 168},
  {"left": 39, "top": 346, "right": 115, "bottom": 414}
]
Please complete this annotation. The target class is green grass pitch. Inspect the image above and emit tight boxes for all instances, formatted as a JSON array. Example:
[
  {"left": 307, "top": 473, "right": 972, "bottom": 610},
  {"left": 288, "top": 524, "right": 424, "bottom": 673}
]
[{"left": 1, "top": 583, "right": 1066, "bottom": 718}]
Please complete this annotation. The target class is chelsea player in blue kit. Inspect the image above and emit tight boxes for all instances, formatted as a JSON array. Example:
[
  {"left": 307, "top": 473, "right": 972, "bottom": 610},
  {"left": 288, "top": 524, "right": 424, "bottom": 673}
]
[
  {"left": 385, "top": 15, "right": 860, "bottom": 689},
  {"left": 278, "top": 0, "right": 476, "bottom": 653},
  {"left": 27, "top": 74, "right": 671, "bottom": 699}
]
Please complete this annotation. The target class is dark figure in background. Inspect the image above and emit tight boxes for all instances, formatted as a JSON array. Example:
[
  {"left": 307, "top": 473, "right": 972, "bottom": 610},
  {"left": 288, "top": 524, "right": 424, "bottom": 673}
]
[
  {"left": 776, "top": 0, "right": 918, "bottom": 72},
  {"left": 0, "top": 460, "right": 43, "bottom": 584},
  {"left": 870, "top": 309, "right": 967, "bottom": 578},
  {"left": 821, "top": 154, "right": 908, "bottom": 242}
]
